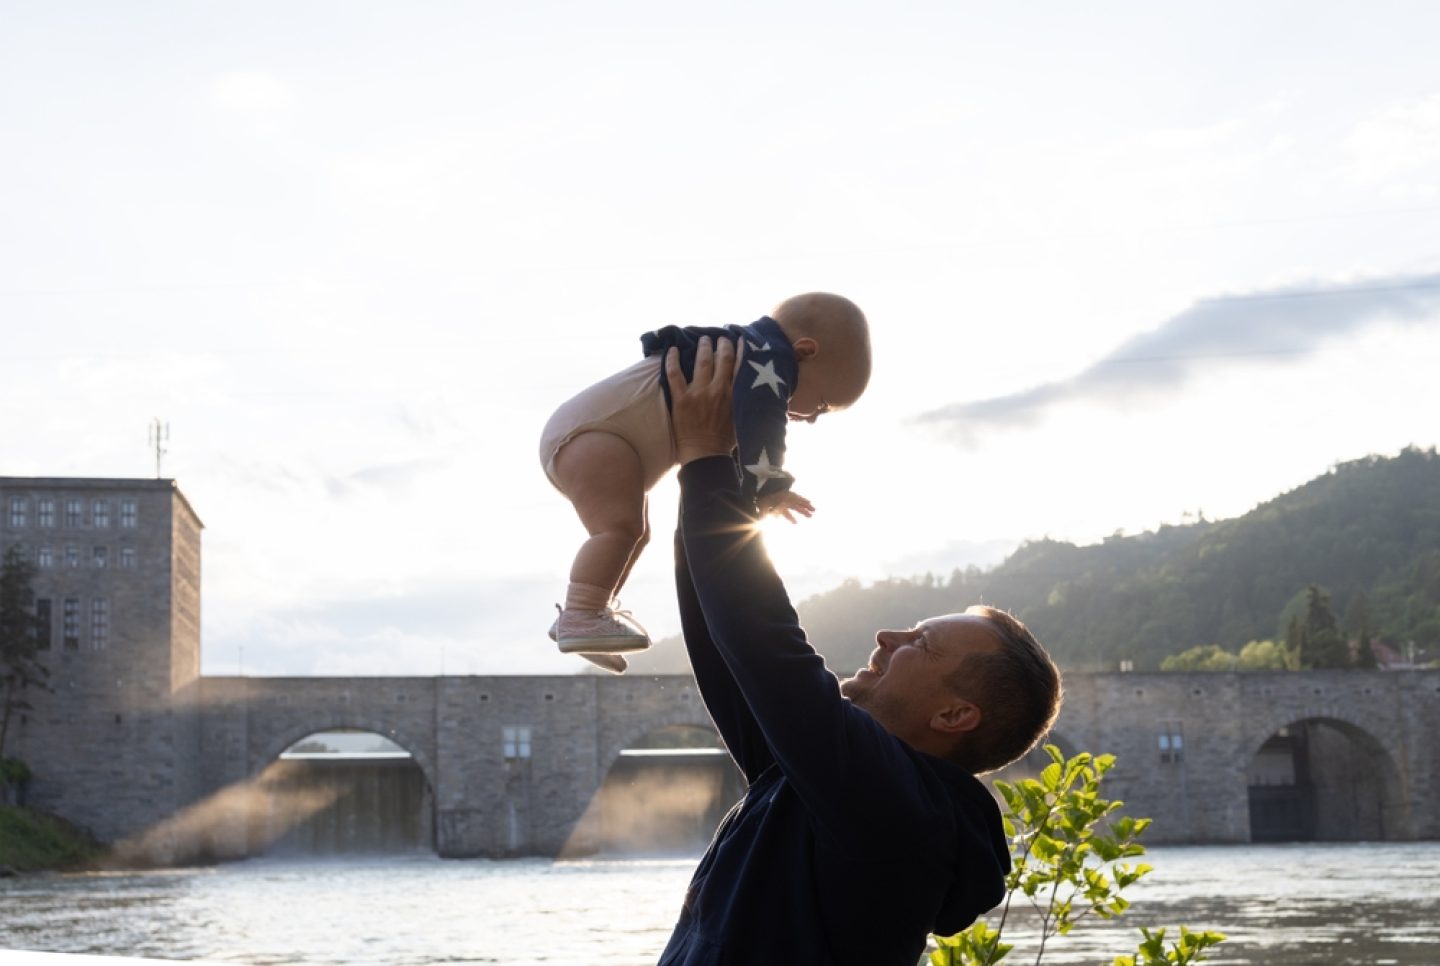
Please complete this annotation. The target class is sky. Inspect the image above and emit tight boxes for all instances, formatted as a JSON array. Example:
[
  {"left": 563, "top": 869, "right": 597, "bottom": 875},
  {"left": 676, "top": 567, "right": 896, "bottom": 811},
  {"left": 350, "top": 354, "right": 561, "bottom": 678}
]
[{"left": 2, "top": 2, "right": 1438, "bottom": 677}]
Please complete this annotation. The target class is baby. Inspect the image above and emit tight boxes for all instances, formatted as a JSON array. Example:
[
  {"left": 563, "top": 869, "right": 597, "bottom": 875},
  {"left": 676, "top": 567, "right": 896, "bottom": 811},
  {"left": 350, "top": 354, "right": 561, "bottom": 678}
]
[{"left": 539, "top": 292, "right": 871, "bottom": 673}]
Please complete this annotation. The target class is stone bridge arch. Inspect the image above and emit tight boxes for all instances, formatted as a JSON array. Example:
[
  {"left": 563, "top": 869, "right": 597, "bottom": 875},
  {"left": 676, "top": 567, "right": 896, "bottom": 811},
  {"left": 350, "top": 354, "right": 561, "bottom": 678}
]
[
  {"left": 1241, "top": 689, "right": 1403, "bottom": 767},
  {"left": 228, "top": 678, "right": 442, "bottom": 857},
  {"left": 250, "top": 713, "right": 440, "bottom": 797},
  {"left": 1242, "top": 702, "right": 1410, "bottom": 842},
  {"left": 593, "top": 677, "right": 721, "bottom": 774},
  {"left": 586, "top": 678, "right": 738, "bottom": 854}
]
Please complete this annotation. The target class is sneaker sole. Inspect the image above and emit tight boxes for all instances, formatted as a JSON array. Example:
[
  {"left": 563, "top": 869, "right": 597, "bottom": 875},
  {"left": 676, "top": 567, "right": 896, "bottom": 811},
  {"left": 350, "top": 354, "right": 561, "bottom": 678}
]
[{"left": 556, "top": 636, "right": 652, "bottom": 655}]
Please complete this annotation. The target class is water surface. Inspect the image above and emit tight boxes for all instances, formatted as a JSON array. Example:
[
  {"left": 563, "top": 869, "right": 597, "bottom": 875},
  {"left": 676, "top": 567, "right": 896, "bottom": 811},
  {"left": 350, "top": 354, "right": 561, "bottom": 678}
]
[{"left": 2, "top": 843, "right": 1438, "bottom": 964}]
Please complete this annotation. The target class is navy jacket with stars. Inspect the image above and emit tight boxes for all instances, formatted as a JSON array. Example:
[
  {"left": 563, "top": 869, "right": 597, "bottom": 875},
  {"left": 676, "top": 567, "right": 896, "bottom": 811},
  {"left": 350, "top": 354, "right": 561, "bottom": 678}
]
[
  {"left": 641, "top": 315, "right": 797, "bottom": 508},
  {"left": 658, "top": 456, "right": 1012, "bottom": 966}
]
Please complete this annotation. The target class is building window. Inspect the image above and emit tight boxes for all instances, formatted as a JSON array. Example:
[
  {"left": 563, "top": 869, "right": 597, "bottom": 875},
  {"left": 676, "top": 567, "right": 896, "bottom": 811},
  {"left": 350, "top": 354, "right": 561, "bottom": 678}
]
[
  {"left": 65, "top": 546, "right": 80, "bottom": 568},
  {"left": 35, "top": 598, "right": 52, "bottom": 650},
  {"left": 63, "top": 599, "right": 80, "bottom": 651},
  {"left": 38, "top": 500, "right": 54, "bottom": 529},
  {"left": 502, "top": 726, "right": 532, "bottom": 761},
  {"left": 37, "top": 547, "right": 53, "bottom": 569},
  {"left": 90, "top": 599, "right": 109, "bottom": 650},
  {"left": 120, "top": 547, "right": 136, "bottom": 569},
  {"left": 93, "top": 546, "right": 108, "bottom": 568},
  {"left": 64, "top": 499, "right": 83, "bottom": 528},
  {"left": 7, "top": 498, "right": 25, "bottom": 528},
  {"left": 120, "top": 500, "right": 137, "bottom": 529},
  {"left": 92, "top": 500, "right": 110, "bottom": 528},
  {"left": 1158, "top": 722, "right": 1184, "bottom": 764}
]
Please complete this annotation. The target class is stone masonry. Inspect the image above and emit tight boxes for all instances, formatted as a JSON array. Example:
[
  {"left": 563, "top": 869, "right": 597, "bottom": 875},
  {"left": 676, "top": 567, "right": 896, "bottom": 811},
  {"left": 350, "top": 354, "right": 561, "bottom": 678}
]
[{"left": 3, "top": 477, "right": 1437, "bottom": 861}]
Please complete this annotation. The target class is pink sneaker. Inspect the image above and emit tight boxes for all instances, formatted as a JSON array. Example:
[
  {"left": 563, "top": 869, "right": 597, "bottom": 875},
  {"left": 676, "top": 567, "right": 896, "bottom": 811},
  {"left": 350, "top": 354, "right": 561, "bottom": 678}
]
[
  {"left": 554, "top": 606, "right": 652, "bottom": 654},
  {"left": 547, "top": 605, "right": 629, "bottom": 674}
]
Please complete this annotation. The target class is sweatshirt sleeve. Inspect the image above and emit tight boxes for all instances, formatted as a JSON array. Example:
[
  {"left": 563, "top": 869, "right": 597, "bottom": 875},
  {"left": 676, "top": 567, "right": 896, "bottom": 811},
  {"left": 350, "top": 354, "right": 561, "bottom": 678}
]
[
  {"left": 674, "top": 521, "right": 775, "bottom": 786},
  {"left": 730, "top": 338, "right": 795, "bottom": 507},
  {"left": 677, "top": 456, "right": 953, "bottom": 851}
]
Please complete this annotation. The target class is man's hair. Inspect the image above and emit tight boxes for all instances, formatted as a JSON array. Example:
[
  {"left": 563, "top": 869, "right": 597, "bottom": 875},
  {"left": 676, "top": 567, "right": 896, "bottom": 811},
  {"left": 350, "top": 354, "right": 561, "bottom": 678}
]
[{"left": 943, "top": 606, "right": 1062, "bottom": 775}]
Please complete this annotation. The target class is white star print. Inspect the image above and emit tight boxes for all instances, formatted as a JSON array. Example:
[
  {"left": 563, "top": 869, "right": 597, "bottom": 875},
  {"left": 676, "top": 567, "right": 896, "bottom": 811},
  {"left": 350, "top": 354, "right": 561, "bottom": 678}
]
[
  {"left": 748, "top": 359, "right": 787, "bottom": 398},
  {"left": 746, "top": 339, "right": 772, "bottom": 353},
  {"left": 745, "top": 448, "right": 792, "bottom": 484}
]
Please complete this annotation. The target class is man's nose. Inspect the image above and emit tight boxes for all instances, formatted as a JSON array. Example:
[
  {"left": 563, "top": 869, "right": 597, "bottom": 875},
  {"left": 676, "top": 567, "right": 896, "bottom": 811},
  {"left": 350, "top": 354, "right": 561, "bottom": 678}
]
[{"left": 875, "top": 629, "right": 904, "bottom": 650}]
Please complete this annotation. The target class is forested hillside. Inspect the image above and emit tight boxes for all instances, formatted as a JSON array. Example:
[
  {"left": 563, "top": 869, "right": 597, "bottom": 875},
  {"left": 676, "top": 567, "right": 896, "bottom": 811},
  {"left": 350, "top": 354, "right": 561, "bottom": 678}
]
[{"left": 628, "top": 447, "right": 1440, "bottom": 674}]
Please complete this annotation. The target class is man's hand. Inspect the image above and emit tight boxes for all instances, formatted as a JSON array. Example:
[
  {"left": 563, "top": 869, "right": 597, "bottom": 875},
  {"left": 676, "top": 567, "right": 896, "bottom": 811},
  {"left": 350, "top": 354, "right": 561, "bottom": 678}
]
[
  {"left": 667, "top": 336, "right": 740, "bottom": 465},
  {"left": 757, "top": 490, "right": 815, "bottom": 523}
]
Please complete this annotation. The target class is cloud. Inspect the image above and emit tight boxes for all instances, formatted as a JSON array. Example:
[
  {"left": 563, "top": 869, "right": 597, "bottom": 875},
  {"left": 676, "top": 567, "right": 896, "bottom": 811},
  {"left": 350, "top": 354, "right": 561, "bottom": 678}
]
[
  {"left": 205, "top": 574, "right": 571, "bottom": 676},
  {"left": 917, "top": 272, "right": 1440, "bottom": 446},
  {"left": 322, "top": 458, "right": 450, "bottom": 499},
  {"left": 1345, "top": 91, "right": 1440, "bottom": 190}
]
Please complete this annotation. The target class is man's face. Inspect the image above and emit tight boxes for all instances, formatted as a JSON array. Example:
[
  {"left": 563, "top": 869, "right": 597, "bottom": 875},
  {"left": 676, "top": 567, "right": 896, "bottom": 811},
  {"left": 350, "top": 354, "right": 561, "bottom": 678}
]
[{"left": 840, "top": 615, "right": 999, "bottom": 744}]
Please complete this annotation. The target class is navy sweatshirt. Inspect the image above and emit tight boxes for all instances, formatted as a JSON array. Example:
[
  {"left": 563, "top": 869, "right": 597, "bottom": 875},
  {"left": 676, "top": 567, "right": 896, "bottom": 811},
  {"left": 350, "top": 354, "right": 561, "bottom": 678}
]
[
  {"left": 658, "top": 456, "right": 1011, "bottom": 966},
  {"left": 641, "top": 315, "right": 797, "bottom": 508}
]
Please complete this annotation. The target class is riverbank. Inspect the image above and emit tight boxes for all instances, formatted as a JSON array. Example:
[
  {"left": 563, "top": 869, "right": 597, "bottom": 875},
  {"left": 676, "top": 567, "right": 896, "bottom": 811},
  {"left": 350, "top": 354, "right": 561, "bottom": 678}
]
[{"left": 0, "top": 805, "right": 101, "bottom": 873}]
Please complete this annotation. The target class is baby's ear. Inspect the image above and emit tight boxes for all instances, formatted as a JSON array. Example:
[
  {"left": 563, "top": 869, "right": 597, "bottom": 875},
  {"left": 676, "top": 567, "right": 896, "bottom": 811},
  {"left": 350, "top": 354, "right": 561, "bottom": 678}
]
[{"left": 791, "top": 336, "right": 819, "bottom": 360}]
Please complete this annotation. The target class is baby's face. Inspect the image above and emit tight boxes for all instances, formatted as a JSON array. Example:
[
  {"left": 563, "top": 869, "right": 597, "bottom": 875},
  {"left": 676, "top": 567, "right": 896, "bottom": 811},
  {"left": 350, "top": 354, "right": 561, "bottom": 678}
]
[{"left": 788, "top": 359, "right": 854, "bottom": 423}]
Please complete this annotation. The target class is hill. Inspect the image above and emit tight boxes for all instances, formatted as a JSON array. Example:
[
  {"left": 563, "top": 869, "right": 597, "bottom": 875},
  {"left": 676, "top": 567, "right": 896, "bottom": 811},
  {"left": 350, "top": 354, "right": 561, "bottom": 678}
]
[{"left": 624, "top": 447, "right": 1440, "bottom": 674}]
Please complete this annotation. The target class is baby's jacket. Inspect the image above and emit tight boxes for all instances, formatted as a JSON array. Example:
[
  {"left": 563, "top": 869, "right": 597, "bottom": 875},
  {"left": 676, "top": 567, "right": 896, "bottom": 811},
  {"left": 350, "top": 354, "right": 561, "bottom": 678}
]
[{"left": 641, "top": 315, "right": 798, "bottom": 508}]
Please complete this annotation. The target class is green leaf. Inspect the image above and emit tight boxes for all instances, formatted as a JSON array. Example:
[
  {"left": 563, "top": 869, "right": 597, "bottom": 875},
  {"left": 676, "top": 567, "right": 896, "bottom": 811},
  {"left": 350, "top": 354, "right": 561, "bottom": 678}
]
[{"left": 1031, "top": 833, "right": 1062, "bottom": 861}]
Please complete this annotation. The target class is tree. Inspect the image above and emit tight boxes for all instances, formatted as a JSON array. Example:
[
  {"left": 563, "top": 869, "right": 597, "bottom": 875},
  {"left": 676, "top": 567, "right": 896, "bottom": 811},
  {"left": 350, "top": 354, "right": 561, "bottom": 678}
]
[
  {"left": 1300, "top": 585, "right": 1349, "bottom": 669},
  {"left": 1343, "top": 592, "right": 1372, "bottom": 638},
  {"left": 1160, "top": 645, "right": 1235, "bottom": 672},
  {"left": 1353, "top": 631, "right": 1379, "bottom": 669},
  {"left": 0, "top": 545, "right": 49, "bottom": 759},
  {"left": 1235, "top": 639, "right": 1292, "bottom": 670},
  {"left": 1285, "top": 614, "right": 1306, "bottom": 669}
]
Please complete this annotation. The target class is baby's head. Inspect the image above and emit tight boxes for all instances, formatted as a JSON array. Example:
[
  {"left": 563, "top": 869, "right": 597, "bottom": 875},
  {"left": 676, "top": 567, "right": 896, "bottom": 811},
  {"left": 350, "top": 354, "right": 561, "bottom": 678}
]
[{"left": 770, "top": 292, "right": 871, "bottom": 423}]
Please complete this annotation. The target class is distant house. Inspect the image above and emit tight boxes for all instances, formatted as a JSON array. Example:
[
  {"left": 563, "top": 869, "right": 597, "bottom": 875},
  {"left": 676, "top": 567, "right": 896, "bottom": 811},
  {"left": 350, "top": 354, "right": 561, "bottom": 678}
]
[{"left": 1363, "top": 638, "right": 1420, "bottom": 670}]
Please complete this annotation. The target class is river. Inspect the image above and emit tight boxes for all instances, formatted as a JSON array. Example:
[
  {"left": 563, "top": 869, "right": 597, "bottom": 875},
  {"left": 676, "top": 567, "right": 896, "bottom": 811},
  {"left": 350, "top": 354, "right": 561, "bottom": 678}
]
[{"left": 2, "top": 843, "right": 1438, "bottom": 965}]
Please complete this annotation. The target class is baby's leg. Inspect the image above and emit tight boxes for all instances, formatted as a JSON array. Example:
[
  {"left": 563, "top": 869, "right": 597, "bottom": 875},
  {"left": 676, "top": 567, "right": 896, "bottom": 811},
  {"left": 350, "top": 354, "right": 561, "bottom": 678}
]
[
  {"left": 612, "top": 495, "right": 651, "bottom": 600},
  {"left": 551, "top": 431, "right": 651, "bottom": 663},
  {"left": 554, "top": 430, "right": 646, "bottom": 599}
]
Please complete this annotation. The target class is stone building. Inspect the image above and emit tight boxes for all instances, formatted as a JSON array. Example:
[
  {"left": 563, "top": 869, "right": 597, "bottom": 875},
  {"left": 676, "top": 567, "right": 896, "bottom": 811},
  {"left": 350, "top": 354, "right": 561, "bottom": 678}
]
[{"left": 0, "top": 477, "right": 205, "bottom": 844}]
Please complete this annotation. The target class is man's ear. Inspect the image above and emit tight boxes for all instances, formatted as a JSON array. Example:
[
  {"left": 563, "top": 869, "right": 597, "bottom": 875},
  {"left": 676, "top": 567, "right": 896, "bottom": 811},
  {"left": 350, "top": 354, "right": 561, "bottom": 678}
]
[
  {"left": 931, "top": 699, "right": 982, "bottom": 736},
  {"left": 791, "top": 336, "right": 819, "bottom": 360}
]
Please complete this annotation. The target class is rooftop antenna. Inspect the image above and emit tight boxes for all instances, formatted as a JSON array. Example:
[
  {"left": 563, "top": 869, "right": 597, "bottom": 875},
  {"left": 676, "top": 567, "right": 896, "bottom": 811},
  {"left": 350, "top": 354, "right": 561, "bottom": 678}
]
[{"left": 148, "top": 418, "right": 170, "bottom": 478}]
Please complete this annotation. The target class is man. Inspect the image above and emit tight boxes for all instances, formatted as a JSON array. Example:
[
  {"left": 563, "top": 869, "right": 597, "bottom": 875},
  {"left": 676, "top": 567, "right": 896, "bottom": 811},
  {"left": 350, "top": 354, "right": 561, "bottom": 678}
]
[{"left": 657, "top": 337, "right": 1063, "bottom": 965}]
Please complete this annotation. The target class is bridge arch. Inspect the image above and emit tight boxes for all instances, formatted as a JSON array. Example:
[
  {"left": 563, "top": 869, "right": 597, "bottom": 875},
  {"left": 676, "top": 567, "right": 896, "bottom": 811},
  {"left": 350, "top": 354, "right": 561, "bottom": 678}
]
[
  {"left": 243, "top": 715, "right": 440, "bottom": 857},
  {"left": 599, "top": 713, "right": 723, "bottom": 773},
  {"left": 1243, "top": 710, "right": 1407, "bottom": 842},
  {"left": 252, "top": 717, "right": 439, "bottom": 797},
  {"left": 592, "top": 718, "right": 740, "bottom": 853}
]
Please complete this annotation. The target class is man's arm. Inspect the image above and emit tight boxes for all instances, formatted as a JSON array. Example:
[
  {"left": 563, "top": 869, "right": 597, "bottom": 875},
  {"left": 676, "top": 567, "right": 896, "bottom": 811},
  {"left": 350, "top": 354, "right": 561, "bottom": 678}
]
[{"left": 673, "top": 520, "right": 774, "bottom": 785}]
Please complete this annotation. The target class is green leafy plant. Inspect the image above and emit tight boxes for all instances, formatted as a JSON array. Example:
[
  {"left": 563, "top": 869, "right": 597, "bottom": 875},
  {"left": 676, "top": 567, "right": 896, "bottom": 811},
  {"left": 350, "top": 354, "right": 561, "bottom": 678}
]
[
  {"left": 1113, "top": 926, "right": 1227, "bottom": 965},
  {"left": 930, "top": 746, "right": 1225, "bottom": 966}
]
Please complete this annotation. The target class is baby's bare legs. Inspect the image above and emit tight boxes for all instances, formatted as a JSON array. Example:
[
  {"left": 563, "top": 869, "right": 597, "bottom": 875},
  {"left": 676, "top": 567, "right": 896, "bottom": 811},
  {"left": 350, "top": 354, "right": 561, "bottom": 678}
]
[
  {"left": 554, "top": 431, "right": 647, "bottom": 599},
  {"left": 550, "top": 431, "right": 652, "bottom": 672}
]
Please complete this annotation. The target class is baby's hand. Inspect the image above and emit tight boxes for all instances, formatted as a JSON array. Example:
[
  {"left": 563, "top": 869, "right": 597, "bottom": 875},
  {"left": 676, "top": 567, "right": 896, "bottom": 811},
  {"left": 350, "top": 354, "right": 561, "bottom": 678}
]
[{"left": 757, "top": 490, "right": 815, "bottom": 524}]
